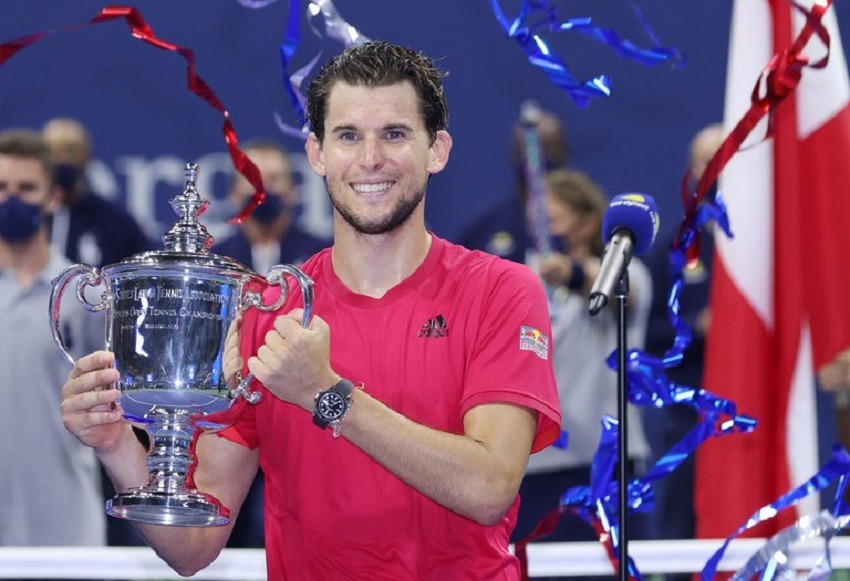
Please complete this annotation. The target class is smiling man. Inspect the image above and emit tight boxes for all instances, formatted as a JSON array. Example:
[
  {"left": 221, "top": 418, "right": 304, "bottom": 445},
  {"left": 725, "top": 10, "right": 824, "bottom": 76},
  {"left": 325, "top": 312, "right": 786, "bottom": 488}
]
[{"left": 61, "top": 42, "right": 561, "bottom": 580}]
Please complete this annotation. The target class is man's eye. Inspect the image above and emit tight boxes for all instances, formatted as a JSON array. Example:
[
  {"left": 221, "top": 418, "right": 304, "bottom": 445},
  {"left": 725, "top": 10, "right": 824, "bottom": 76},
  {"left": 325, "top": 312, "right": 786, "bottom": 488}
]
[
  {"left": 338, "top": 132, "right": 358, "bottom": 142},
  {"left": 385, "top": 130, "right": 405, "bottom": 140}
]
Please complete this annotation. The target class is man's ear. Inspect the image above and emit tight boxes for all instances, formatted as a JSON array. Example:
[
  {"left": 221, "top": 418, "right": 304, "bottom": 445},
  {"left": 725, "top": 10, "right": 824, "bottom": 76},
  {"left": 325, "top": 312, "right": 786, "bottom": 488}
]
[
  {"left": 305, "top": 133, "right": 326, "bottom": 177},
  {"left": 427, "top": 130, "right": 452, "bottom": 175}
]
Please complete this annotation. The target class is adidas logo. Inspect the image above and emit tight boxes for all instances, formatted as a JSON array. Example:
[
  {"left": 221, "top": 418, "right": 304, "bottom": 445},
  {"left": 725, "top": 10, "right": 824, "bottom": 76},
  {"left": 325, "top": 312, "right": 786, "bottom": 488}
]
[{"left": 418, "top": 314, "right": 449, "bottom": 338}]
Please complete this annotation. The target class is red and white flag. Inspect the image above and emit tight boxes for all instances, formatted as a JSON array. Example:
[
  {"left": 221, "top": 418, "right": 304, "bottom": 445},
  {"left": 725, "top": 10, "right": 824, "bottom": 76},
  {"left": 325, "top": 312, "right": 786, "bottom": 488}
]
[{"left": 696, "top": 0, "right": 850, "bottom": 539}]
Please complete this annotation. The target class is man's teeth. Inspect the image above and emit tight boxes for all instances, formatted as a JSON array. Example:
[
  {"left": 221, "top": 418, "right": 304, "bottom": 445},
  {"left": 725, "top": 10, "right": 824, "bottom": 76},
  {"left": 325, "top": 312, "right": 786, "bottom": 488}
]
[{"left": 353, "top": 182, "right": 391, "bottom": 194}]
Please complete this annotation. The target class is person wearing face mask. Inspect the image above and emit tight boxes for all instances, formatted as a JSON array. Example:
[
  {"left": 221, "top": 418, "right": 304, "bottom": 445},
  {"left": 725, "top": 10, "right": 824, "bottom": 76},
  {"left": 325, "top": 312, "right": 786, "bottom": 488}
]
[
  {"left": 211, "top": 139, "right": 330, "bottom": 549},
  {"left": 212, "top": 140, "right": 331, "bottom": 276},
  {"left": 0, "top": 129, "right": 106, "bottom": 547},
  {"left": 512, "top": 169, "right": 652, "bottom": 578},
  {"left": 642, "top": 124, "right": 722, "bottom": 579},
  {"left": 43, "top": 116, "right": 153, "bottom": 550},
  {"left": 42, "top": 117, "right": 153, "bottom": 268}
]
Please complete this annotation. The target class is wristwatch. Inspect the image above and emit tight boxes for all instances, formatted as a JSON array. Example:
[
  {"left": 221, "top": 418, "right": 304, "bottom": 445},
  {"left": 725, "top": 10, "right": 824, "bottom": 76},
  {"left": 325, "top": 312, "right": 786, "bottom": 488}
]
[{"left": 312, "top": 378, "right": 354, "bottom": 437}]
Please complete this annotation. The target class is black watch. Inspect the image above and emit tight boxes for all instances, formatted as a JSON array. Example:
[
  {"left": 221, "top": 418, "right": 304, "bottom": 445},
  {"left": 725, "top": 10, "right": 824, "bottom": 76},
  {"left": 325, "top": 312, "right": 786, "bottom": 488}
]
[{"left": 312, "top": 378, "right": 354, "bottom": 435}]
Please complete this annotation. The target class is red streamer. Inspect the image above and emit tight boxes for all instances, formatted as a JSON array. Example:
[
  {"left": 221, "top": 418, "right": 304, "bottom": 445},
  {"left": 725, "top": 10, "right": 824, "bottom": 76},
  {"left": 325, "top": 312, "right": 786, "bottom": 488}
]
[
  {"left": 675, "top": 0, "right": 832, "bottom": 262},
  {"left": 514, "top": 505, "right": 638, "bottom": 581},
  {"left": 0, "top": 5, "right": 265, "bottom": 224}
]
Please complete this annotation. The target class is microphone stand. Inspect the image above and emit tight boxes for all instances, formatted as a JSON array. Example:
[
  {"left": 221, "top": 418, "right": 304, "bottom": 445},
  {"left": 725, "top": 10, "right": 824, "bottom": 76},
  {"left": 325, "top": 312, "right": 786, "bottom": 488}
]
[{"left": 615, "top": 271, "right": 630, "bottom": 581}]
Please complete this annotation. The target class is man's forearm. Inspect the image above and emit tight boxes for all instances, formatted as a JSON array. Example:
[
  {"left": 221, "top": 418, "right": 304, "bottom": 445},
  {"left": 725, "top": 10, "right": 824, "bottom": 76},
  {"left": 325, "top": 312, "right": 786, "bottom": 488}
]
[
  {"left": 96, "top": 426, "right": 229, "bottom": 575},
  {"left": 339, "top": 390, "right": 536, "bottom": 526}
]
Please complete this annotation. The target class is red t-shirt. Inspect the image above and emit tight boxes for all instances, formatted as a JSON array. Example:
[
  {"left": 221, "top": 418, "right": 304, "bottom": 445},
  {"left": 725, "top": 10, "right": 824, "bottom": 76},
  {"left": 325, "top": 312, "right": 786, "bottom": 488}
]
[{"left": 222, "top": 235, "right": 560, "bottom": 580}]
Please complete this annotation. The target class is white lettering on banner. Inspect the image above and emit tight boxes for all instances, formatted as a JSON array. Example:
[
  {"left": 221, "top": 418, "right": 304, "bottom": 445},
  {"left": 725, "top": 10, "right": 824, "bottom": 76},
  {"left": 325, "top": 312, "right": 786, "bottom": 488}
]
[
  {"left": 87, "top": 159, "right": 121, "bottom": 201},
  {"left": 89, "top": 152, "right": 332, "bottom": 243}
]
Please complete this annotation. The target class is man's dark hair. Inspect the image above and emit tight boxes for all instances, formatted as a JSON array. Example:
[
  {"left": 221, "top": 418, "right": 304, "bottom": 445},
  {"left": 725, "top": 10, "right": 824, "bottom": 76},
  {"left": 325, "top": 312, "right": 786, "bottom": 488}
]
[
  {"left": 307, "top": 41, "right": 449, "bottom": 144},
  {"left": 0, "top": 129, "right": 53, "bottom": 177}
]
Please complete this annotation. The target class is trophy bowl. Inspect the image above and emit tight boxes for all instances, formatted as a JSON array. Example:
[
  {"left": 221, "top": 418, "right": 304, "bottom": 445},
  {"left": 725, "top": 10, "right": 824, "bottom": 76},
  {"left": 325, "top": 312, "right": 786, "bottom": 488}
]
[{"left": 49, "top": 163, "right": 314, "bottom": 526}]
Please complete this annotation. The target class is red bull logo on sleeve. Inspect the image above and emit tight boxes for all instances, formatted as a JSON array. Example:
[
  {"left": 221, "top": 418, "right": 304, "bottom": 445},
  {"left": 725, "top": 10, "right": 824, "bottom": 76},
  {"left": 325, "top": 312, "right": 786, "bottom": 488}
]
[{"left": 519, "top": 326, "right": 549, "bottom": 360}]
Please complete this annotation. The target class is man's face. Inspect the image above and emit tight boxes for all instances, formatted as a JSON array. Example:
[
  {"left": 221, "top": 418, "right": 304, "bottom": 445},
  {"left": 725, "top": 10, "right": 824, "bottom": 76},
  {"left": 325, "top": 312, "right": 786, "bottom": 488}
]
[
  {"left": 0, "top": 155, "right": 55, "bottom": 209},
  {"left": 230, "top": 148, "right": 295, "bottom": 211},
  {"left": 305, "top": 80, "right": 451, "bottom": 236}
]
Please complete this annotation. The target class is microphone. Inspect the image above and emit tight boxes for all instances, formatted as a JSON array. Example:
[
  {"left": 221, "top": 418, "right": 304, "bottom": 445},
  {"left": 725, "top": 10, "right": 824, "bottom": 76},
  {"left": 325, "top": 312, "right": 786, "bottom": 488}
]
[{"left": 588, "top": 193, "right": 659, "bottom": 315}]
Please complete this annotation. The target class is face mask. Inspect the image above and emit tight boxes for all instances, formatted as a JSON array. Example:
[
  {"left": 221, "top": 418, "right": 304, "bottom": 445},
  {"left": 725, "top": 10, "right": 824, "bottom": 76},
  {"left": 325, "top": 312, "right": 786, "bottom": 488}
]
[
  {"left": 53, "top": 163, "right": 85, "bottom": 204},
  {"left": 550, "top": 235, "right": 569, "bottom": 255},
  {"left": 0, "top": 196, "right": 44, "bottom": 243},
  {"left": 247, "top": 193, "right": 287, "bottom": 225}
]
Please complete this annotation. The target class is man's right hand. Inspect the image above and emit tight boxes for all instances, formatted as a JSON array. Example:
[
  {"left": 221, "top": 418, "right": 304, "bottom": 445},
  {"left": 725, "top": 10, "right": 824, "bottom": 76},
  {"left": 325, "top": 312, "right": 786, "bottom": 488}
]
[{"left": 60, "top": 350, "right": 132, "bottom": 455}]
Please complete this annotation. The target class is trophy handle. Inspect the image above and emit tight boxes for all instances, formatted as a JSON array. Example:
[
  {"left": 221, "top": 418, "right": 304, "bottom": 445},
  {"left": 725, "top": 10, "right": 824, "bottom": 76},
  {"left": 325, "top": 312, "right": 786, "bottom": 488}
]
[
  {"left": 240, "top": 264, "right": 315, "bottom": 326},
  {"left": 49, "top": 264, "right": 107, "bottom": 365},
  {"left": 234, "top": 264, "right": 315, "bottom": 404}
]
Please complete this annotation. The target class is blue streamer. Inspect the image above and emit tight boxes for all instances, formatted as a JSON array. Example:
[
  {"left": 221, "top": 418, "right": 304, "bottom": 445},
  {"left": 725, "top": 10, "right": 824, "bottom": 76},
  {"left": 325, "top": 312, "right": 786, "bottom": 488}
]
[
  {"left": 552, "top": 429, "right": 569, "bottom": 450},
  {"left": 489, "top": 0, "right": 682, "bottom": 106},
  {"left": 278, "top": 0, "right": 306, "bottom": 127},
  {"left": 701, "top": 445, "right": 850, "bottom": 581},
  {"left": 655, "top": 192, "right": 732, "bottom": 369},
  {"left": 238, "top": 0, "right": 369, "bottom": 138},
  {"left": 558, "top": 367, "right": 757, "bottom": 579}
]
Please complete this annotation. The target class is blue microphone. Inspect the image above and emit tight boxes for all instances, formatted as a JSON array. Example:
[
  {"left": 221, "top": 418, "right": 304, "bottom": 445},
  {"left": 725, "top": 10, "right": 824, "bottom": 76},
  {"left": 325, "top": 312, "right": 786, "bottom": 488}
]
[{"left": 589, "top": 193, "right": 660, "bottom": 315}]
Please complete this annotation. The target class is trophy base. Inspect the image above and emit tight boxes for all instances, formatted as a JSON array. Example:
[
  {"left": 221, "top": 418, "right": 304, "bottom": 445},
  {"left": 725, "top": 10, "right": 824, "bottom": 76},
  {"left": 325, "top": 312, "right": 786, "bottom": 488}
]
[{"left": 107, "top": 488, "right": 230, "bottom": 527}]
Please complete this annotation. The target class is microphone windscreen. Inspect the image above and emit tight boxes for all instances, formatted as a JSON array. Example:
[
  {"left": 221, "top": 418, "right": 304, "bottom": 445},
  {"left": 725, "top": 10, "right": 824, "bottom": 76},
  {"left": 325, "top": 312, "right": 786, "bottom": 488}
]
[{"left": 601, "top": 193, "right": 660, "bottom": 255}]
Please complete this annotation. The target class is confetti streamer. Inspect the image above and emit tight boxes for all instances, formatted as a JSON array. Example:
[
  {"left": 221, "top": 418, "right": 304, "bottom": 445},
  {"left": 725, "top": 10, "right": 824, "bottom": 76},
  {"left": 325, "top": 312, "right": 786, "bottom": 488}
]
[
  {"left": 489, "top": 0, "right": 682, "bottom": 106},
  {"left": 0, "top": 5, "right": 267, "bottom": 224},
  {"left": 237, "top": 0, "right": 369, "bottom": 138}
]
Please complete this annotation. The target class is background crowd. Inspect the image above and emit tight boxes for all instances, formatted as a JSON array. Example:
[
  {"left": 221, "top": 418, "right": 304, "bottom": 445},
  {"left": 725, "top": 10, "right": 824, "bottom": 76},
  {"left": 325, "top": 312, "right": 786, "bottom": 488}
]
[{"left": 5, "top": 109, "right": 831, "bottom": 567}]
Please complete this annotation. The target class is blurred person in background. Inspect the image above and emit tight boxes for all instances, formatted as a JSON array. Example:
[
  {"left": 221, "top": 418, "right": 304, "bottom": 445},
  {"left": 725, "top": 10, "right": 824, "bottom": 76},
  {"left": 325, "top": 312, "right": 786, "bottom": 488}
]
[
  {"left": 643, "top": 123, "right": 724, "bottom": 570},
  {"left": 0, "top": 128, "right": 106, "bottom": 547},
  {"left": 459, "top": 106, "right": 570, "bottom": 263},
  {"left": 213, "top": 139, "right": 330, "bottom": 274},
  {"left": 43, "top": 116, "right": 151, "bottom": 548},
  {"left": 514, "top": 169, "right": 652, "bottom": 580},
  {"left": 42, "top": 116, "right": 152, "bottom": 268}
]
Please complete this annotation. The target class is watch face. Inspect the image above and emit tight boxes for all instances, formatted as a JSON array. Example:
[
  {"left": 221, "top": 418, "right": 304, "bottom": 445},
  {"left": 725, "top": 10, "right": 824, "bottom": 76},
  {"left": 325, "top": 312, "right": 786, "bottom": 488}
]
[{"left": 317, "top": 391, "right": 348, "bottom": 421}]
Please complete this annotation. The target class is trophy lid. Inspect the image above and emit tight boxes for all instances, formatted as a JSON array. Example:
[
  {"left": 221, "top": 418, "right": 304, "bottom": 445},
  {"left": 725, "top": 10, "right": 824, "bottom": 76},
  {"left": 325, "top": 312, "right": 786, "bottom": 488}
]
[
  {"left": 102, "top": 163, "right": 256, "bottom": 277},
  {"left": 162, "top": 162, "right": 213, "bottom": 254}
]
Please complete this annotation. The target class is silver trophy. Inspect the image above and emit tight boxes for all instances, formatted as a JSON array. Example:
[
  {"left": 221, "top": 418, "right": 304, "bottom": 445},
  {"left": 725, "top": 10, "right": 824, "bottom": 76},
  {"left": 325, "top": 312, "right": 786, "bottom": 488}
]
[{"left": 49, "top": 163, "right": 314, "bottom": 527}]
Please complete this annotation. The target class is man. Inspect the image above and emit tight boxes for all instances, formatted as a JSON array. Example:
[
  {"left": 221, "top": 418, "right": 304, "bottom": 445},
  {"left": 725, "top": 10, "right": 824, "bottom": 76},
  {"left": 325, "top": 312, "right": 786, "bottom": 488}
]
[
  {"left": 0, "top": 129, "right": 106, "bottom": 546},
  {"left": 43, "top": 117, "right": 152, "bottom": 267},
  {"left": 61, "top": 42, "right": 560, "bottom": 579},
  {"left": 213, "top": 139, "right": 329, "bottom": 274}
]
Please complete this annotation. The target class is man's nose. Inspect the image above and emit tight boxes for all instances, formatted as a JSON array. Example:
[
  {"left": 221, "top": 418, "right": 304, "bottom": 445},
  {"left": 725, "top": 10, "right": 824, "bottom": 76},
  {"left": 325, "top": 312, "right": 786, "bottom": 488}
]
[{"left": 359, "top": 136, "right": 385, "bottom": 169}]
